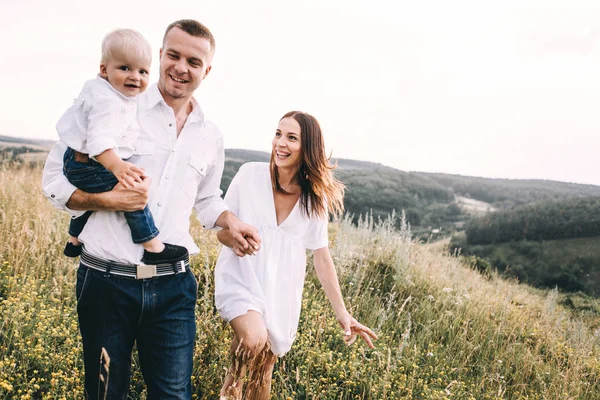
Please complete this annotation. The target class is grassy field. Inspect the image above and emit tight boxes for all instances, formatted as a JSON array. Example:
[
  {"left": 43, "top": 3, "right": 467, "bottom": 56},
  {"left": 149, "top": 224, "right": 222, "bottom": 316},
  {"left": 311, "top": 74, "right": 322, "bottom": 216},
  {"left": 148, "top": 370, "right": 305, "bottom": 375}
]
[
  {"left": 450, "top": 234, "right": 600, "bottom": 297},
  {"left": 0, "top": 163, "right": 599, "bottom": 399}
]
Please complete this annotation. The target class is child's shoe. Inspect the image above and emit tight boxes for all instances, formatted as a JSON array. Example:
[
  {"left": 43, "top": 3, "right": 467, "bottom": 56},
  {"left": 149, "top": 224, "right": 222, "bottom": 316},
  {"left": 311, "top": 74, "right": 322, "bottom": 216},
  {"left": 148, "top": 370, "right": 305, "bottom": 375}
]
[{"left": 141, "top": 243, "right": 188, "bottom": 265}]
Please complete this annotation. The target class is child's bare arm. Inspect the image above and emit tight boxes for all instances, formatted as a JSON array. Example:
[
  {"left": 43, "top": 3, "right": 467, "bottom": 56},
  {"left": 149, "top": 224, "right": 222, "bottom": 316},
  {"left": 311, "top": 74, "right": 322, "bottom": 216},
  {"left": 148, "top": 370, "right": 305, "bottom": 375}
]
[{"left": 95, "top": 149, "right": 144, "bottom": 188}]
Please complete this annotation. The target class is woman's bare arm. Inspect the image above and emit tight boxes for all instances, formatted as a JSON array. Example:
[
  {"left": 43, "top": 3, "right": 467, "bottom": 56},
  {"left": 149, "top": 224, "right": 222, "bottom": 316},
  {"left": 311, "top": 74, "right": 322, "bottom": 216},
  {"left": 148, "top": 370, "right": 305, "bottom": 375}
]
[{"left": 313, "top": 247, "right": 378, "bottom": 348}]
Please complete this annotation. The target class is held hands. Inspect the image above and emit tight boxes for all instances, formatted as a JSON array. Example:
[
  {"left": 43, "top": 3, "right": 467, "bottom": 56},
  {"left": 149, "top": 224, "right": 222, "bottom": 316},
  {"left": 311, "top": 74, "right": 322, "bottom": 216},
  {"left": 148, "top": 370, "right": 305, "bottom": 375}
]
[
  {"left": 112, "top": 160, "right": 145, "bottom": 188},
  {"left": 336, "top": 310, "right": 378, "bottom": 348},
  {"left": 227, "top": 215, "right": 261, "bottom": 257}
]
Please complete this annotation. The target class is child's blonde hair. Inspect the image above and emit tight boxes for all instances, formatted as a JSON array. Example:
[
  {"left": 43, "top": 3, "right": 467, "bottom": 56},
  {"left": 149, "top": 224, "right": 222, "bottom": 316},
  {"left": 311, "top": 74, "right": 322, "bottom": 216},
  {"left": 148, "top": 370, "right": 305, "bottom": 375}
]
[{"left": 101, "top": 29, "right": 152, "bottom": 65}]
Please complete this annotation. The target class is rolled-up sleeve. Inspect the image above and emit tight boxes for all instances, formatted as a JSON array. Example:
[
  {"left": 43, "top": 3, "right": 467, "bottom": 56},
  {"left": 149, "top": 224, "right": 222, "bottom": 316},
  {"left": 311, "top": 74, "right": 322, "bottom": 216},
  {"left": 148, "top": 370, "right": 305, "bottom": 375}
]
[
  {"left": 41, "top": 141, "right": 85, "bottom": 218},
  {"left": 193, "top": 136, "right": 229, "bottom": 230}
]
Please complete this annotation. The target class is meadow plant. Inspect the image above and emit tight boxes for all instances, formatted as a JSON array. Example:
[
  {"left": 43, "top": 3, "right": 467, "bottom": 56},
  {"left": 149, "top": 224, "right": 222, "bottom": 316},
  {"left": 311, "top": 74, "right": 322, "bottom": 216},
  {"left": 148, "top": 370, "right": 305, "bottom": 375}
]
[{"left": 0, "top": 163, "right": 598, "bottom": 399}]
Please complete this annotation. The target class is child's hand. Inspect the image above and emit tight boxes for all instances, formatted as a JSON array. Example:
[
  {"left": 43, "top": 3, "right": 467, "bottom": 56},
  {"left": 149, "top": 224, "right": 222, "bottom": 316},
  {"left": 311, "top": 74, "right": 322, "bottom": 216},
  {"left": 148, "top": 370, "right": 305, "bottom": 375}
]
[{"left": 113, "top": 161, "right": 145, "bottom": 188}]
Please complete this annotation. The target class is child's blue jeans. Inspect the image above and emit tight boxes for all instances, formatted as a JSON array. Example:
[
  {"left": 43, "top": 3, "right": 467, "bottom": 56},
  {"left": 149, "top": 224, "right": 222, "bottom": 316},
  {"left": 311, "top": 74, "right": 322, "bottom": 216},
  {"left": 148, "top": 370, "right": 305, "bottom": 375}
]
[{"left": 63, "top": 148, "right": 159, "bottom": 244}]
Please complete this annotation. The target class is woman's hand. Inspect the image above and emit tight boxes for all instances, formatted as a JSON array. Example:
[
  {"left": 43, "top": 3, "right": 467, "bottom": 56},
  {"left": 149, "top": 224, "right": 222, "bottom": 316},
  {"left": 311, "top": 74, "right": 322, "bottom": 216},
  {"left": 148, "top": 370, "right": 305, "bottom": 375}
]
[
  {"left": 215, "top": 212, "right": 261, "bottom": 257},
  {"left": 336, "top": 311, "right": 378, "bottom": 348},
  {"left": 312, "top": 248, "right": 378, "bottom": 348},
  {"left": 233, "top": 233, "right": 259, "bottom": 257},
  {"left": 216, "top": 228, "right": 260, "bottom": 257}
]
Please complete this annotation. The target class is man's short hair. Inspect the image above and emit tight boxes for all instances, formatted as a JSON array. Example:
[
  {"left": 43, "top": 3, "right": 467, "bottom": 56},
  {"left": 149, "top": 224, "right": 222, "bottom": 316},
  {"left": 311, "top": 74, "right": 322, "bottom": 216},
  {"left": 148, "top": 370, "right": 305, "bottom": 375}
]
[
  {"left": 163, "top": 19, "right": 216, "bottom": 52},
  {"left": 101, "top": 29, "right": 152, "bottom": 65}
]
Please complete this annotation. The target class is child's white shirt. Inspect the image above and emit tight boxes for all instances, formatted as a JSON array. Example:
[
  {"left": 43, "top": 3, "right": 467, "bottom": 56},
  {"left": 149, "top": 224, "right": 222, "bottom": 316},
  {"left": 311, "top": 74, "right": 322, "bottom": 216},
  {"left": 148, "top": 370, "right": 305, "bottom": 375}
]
[{"left": 56, "top": 76, "right": 138, "bottom": 159}]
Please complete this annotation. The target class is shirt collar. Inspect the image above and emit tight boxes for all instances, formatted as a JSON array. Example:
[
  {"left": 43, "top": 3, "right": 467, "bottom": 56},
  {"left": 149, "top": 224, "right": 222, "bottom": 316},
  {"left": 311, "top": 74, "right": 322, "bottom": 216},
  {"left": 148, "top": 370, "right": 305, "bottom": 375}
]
[
  {"left": 187, "top": 97, "right": 205, "bottom": 124},
  {"left": 143, "top": 83, "right": 164, "bottom": 110},
  {"left": 141, "top": 83, "right": 205, "bottom": 124},
  {"left": 95, "top": 75, "right": 135, "bottom": 103}
]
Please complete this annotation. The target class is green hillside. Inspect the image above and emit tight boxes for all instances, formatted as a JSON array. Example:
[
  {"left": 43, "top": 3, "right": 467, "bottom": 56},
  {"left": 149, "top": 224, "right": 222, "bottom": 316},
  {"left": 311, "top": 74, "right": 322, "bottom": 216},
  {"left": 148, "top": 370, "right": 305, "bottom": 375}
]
[
  {"left": 222, "top": 150, "right": 600, "bottom": 237},
  {"left": 0, "top": 146, "right": 44, "bottom": 162},
  {"left": 1, "top": 164, "right": 599, "bottom": 399},
  {"left": 451, "top": 197, "right": 600, "bottom": 296},
  {"left": 3, "top": 138, "right": 600, "bottom": 240},
  {"left": 222, "top": 150, "right": 464, "bottom": 233},
  {"left": 420, "top": 172, "right": 600, "bottom": 209},
  {"left": 451, "top": 234, "right": 600, "bottom": 296},
  {"left": 0, "top": 135, "right": 55, "bottom": 150},
  {"left": 465, "top": 197, "right": 600, "bottom": 245}
]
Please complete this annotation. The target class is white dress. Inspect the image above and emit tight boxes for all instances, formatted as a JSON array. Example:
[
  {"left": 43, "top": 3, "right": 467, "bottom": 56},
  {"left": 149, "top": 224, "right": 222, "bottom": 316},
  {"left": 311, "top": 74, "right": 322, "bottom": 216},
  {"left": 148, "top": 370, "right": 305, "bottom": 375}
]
[{"left": 215, "top": 162, "right": 328, "bottom": 356}]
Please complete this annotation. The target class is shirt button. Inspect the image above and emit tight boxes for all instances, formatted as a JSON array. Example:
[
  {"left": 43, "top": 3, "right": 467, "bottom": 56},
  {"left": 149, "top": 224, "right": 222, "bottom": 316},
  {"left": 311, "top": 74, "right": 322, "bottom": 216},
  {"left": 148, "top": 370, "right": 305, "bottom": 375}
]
[
  {"left": 157, "top": 202, "right": 163, "bottom": 207},
  {"left": 50, "top": 194, "right": 55, "bottom": 198},
  {"left": 172, "top": 149, "right": 176, "bottom": 153},
  {"left": 165, "top": 175, "right": 170, "bottom": 179},
  {"left": 169, "top": 123, "right": 173, "bottom": 127}
]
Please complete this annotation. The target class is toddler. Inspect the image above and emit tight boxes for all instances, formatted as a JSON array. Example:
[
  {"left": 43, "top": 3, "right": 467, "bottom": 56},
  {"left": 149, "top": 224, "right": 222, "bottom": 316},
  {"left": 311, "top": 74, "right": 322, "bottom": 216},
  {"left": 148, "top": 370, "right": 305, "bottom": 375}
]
[{"left": 57, "top": 28, "right": 187, "bottom": 265}]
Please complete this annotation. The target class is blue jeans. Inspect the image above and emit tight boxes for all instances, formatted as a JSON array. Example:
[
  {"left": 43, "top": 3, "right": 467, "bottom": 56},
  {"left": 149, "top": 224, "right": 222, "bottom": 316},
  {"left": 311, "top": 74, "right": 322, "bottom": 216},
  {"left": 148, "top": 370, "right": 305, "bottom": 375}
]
[
  {"left": 63, "top": 148, "right": 159, "bottom": 244},
  {"left": 76, "top": 264, "right": 198, "bottom": 399}
]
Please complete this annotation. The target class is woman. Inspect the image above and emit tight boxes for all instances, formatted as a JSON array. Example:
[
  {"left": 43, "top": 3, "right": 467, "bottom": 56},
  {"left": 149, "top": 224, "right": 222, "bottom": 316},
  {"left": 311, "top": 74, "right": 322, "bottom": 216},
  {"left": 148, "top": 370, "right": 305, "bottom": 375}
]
[{"left": 215, "top": 111, "right": 377, "bottom": 399}]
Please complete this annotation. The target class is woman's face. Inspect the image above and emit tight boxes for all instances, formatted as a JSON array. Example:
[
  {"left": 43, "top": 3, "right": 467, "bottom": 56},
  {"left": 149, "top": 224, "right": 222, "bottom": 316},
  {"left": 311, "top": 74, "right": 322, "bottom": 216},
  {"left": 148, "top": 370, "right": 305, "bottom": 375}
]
[{"left": 272, "top": 117, "right": 302, "bottom": 171}]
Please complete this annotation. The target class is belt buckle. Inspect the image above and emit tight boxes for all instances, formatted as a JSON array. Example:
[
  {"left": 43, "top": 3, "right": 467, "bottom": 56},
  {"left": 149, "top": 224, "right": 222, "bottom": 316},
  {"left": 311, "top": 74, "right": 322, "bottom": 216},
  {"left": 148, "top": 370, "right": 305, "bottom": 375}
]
[
  {"left": 176, "top": 260, "right": 186, "bottom": 273},
  {"left": 136, "top": 264, "right": 157, "bottom": 279}
]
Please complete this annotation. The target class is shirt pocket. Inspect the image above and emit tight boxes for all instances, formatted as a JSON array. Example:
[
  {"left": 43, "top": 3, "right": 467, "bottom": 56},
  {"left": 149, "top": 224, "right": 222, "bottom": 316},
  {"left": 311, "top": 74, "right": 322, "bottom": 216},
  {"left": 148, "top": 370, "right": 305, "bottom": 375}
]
[{"left": 182, "top": 154, "right": 207, "bottom": 199}]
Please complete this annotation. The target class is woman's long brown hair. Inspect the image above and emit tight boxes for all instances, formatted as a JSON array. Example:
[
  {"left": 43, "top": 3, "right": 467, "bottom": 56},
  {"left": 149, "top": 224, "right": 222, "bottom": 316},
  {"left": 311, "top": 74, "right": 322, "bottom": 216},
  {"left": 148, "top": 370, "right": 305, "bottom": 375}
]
[{"left": 270, "top": 111, "right": 345, "bottom": 219}]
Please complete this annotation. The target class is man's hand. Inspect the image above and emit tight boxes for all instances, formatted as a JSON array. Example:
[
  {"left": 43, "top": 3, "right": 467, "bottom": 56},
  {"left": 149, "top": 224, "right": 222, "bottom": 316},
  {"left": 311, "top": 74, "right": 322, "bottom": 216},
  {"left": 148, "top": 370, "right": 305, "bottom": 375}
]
[
  {"left": 65, "top": 175, "right": 151, "bottom": 212},
  {"left": 216, "top": 227, "right": 259, "bottom": 257},
  {"left": 110, "top": 176, "right": 151, "bottom": 211},
  {"left": 111, "top": 160, "right": 145, "bottom": 188},
  {"left": 216, "top": 211, "right": 261, "bottom": 257},
  {"left": 229, "top": 217, "right": 261, "bottom": 257}
]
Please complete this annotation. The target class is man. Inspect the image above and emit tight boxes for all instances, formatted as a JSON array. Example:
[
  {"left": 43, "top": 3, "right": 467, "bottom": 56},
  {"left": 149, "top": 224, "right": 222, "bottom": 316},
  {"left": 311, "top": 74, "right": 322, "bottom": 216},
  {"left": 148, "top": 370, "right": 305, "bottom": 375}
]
[{"left": 42, "top": 20, "right": 260, "bottom": 399}]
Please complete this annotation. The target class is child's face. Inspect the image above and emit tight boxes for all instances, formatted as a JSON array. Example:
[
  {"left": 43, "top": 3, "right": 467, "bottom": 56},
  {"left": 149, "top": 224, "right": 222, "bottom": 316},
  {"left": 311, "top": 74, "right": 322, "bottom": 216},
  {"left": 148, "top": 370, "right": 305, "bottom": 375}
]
[{"left": 100, "top": 52, "right": 150, "bottom": 97}]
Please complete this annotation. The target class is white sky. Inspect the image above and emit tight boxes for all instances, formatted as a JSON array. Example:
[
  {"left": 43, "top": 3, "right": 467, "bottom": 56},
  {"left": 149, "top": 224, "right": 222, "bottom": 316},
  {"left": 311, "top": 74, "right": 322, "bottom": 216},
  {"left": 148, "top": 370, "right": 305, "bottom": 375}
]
[{"left": 1, "top": 0, "right": 598, "bottom": 185}]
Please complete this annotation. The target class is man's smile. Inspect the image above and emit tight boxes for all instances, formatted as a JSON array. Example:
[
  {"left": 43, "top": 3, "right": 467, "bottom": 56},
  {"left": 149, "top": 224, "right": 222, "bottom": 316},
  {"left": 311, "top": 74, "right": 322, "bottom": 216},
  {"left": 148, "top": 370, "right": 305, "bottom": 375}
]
[{"left": 169, "top": 74, "right": 188, "bottom": 83}]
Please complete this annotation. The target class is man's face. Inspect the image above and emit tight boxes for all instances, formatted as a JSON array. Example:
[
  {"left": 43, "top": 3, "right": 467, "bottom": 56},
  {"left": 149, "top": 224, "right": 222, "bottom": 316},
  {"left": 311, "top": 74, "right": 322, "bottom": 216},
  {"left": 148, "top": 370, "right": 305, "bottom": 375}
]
[
  {"left": 100, "top": 52, "right": 150, "bottom": 97},
  {"left": 159, "top": 27, "right": 213, "bottom": 101}
]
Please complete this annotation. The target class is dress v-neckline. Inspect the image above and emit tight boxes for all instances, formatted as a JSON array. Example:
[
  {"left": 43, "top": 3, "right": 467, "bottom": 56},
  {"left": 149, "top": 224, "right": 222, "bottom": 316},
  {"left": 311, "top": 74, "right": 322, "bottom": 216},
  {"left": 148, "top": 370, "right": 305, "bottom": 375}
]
[{"left": 269, "top": 169, "right": 300, "bottom": 227}]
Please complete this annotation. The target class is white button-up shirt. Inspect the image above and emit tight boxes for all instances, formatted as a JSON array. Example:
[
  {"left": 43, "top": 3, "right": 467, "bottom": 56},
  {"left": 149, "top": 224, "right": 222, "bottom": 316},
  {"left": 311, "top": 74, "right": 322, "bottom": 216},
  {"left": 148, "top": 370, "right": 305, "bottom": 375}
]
[
  {"left": 56, "top": 76, "right": 138, "bottom": 158},
  {"left": 42, "top": 83, "right": 229, "bottom": 264}
]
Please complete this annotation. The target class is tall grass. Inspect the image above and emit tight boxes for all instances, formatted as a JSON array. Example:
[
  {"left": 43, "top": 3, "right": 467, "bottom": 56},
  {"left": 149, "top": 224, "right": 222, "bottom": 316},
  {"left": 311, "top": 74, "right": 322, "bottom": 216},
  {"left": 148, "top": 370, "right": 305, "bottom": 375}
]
[{"left": 0, "top": 163, "right": 598, "bottom": 399}]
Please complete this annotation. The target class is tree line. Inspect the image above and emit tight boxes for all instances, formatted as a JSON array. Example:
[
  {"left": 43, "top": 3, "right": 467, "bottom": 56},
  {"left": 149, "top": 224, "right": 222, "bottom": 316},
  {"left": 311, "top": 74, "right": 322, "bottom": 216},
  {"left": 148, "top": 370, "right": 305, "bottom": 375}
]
[
  {"left": 451, "top": 234, "right": 600, "bottom": 296},
  {"left": 420, "top": 172, "right": 600, "bottom": 209},
  {"left": 0, "top": 146, "right": 44, "bottom": 162},
  {"left": 220, "top": 152, "right": 467, "bottom": 231},
  {"left": 465, "top": 197, "right": 600, "bottom": 245}
]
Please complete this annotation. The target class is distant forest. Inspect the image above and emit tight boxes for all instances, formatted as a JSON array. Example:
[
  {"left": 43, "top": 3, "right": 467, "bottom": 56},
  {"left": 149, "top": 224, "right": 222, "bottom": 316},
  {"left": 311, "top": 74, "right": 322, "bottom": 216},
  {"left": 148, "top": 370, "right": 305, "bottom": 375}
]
[
  {"left": 220, "top": 150, "right": 467, "bottom": 233},
  {"left": 465, "top": 197, "right": 600, "bottom": 245},
  {"left": 451, "top": 197, "right": 600, "bottom": 296},
  {"left": 451, "top": 234, "right": 600, "bottom": 297},
  {"left": 221, "top": 150, "right": 600, "bottom": 238},
  {"left": 223, "top": 153, "right": 600, "bottom": 297},
  {"left": 0, "top": 146, "right": 44, "bottom": 162},
  {"left": 3, "top": 140, "right": 600, "bottom": 296},
  {"left": 419, "top": 172, "right": 600, "bottom": 209}
]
